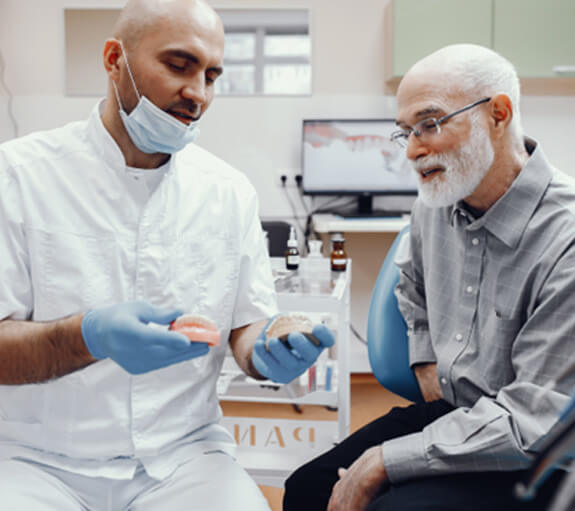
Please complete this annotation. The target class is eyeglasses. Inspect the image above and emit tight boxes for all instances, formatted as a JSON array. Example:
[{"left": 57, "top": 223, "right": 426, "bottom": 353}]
[{"left": 390, "top": 97, "right": 491, "bottom": 148}]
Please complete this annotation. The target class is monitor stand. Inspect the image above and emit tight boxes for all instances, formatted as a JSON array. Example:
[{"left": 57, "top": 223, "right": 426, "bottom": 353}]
[{"left": 336, "top": 195, "right": 407, "bottom": 218}]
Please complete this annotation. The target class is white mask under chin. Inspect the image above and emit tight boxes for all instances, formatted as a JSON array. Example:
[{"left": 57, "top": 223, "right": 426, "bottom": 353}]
[
  {"left": 118, "top": 92, "right": 200, "bottom": 154},
  {"left": 113, "top": 40, "right": 200, "bottom": 155},
  {"left": 413, "top": 118, "right": 494, "bottom": 208}
]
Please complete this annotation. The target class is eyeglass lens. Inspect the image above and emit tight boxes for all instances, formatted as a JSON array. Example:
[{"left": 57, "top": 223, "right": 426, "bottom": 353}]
[{"left": 391, "top": 118, "right": 440, "bottom": 147}]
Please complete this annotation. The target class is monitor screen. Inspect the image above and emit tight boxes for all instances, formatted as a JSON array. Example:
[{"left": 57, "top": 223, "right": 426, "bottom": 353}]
[{"left": 302, "top": 119, "right": 418, "bottom": 196}]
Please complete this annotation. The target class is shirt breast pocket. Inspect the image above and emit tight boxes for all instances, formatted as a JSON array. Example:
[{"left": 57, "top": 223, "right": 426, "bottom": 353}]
[
  {"left": 175, "top": 234, "right": 239, "bottom": 332},
  {"left": 30, "top": 229, "right": 121, "bottom": 318},
  {"left": 480, "top": 306, "right": 522, "bottom": 390}
]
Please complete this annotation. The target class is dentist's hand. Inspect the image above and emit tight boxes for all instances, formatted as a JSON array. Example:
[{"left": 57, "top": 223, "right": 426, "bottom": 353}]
[
  {"left": 251, "top": 320, "right": 334, "bottom": 384},
  {"left": 81, "top": 301, "right": 209, "bottom": 374}
]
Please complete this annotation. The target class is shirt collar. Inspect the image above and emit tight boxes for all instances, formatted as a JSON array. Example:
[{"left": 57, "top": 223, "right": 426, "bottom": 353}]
[
  {"left": 85, "top": 99, "right": 128, "bottom": 169},
  {"left": 86, "top": 99, "right": 176, "bottom": 176},
  {"left": 450, "top": 137, "right": 553, "bottom": 248}
]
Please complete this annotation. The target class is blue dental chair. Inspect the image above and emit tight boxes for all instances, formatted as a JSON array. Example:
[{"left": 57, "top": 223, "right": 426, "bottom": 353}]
[{"left": 367, "top": 226, "right": 424, "bottom": 403}]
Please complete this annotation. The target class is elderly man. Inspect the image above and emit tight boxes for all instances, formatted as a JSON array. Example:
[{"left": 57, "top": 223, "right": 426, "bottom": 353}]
[
  {"left": 0, "top": 0, "right": 333, "bottom": 509},
  {"left": 283, "top": 44, "right": 575, "bottom": 511}
]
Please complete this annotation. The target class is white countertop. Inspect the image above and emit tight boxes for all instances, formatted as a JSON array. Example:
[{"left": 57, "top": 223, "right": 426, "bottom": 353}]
[{"left": 312, "top": 213, "right": 410, "bottom": 233}]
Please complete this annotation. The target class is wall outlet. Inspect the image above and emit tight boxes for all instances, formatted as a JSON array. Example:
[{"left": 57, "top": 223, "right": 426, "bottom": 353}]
[{"left": 277, "top": 169, "right": 300, "bottom": 188}]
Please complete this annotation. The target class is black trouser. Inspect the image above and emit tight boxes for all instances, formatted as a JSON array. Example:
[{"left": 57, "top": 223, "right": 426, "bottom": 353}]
[{"left": 283, "top": 400, "right": 565, "bottom": 511}]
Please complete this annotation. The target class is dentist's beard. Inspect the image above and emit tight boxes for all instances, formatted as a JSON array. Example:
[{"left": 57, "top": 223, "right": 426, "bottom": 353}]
[{"left": 413, "top": 118, "right": 495, "bottom": 208}]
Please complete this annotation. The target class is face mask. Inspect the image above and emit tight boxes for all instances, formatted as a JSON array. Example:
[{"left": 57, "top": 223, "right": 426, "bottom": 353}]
[{"left": 113, "top": 41, "right": 200, "bottom": 155}]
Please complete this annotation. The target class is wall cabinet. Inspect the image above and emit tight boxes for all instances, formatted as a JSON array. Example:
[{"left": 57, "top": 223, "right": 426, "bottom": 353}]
[
  {"left": 388, "top": 0, "right": 492, "bottom": 78},
  {"left": 386, "top": 0, "right": 575, "bottom": 95},
  {"left": 493, "top": 0, "right": 575, "bottom": 79}
]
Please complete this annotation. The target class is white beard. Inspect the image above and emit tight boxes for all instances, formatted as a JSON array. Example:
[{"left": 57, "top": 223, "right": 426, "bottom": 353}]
[{"left": 412, "top": 118, "right": 495, "bottom": 208}]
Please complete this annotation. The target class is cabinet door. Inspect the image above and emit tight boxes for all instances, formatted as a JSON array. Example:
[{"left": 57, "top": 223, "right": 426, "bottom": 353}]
[
  {"left": 494, "top": 0, "right": 575, "bottom": 78},
  {"left": 391, "top": 0, "right": 492, "bottom": 77}
]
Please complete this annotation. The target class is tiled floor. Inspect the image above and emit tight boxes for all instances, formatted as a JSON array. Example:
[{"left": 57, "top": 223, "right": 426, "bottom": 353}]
[{"left": 221, "top": 374, "right": 410, "bottom": 511}]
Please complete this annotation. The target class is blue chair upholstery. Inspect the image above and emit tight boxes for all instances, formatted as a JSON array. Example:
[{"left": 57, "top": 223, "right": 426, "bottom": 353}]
[{"left": 367, "top": 226, "right": 424, "bottom": 403}]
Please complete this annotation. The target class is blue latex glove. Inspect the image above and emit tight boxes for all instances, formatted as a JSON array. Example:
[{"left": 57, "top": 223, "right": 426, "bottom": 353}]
[
  {"left": 252, "top": 319, "right": 335, "bottom": 384},
  {"left": 81, "top": 301, "right": 209, "bottom": 375}
]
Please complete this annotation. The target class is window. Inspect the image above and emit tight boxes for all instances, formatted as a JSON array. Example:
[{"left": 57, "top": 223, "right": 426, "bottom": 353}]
[{"left": 215, "top": 9, "right": 311, "bottom": 96}]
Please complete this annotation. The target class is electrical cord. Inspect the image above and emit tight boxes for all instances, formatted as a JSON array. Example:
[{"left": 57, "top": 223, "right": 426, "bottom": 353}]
[
  {"left": 312, "top": 195, "right": 358, "bottom": 214},
  {"left": 280, "top": 184, "right": 307, "bottom": 249},
  {"left": 350, "top": 323, "right": 367, "bottom": 345},
  {"left": 0, "top": 49, "right": 19, "bottom": 139},
  {"left": 294, "top": 174, "right": 310, "bottom": 217},
  {"left": 281, "top": 176, "right": 350, "bottom": 253},
  {"left": 282, "top": 175, "right": 358, "bottom": 254},
  {"left": 303, "top": 196, "right": 358, "bottom": 250}
]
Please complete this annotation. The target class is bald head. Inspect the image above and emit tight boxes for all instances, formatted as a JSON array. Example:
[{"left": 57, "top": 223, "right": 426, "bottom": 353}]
[
  {"left": 113, "top": 0, "right": 222, "bottom": 51},
  {"left": 101, "top": 0, "right": 225, "bottom": 167}
]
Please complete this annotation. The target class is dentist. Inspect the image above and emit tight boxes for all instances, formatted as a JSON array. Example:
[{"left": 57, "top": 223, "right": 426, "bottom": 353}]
[{"left": 0, "top": 0, "right": 333, "bottom": 509}]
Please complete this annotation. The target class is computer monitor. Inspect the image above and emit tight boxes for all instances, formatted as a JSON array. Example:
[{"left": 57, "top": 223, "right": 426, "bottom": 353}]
[{"left": 301, "top": 119, "right": 418, "bottom": 216}]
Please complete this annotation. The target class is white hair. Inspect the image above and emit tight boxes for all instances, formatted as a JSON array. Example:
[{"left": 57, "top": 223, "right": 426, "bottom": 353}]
[{"left": 411, "top": 44, "right": 523, "bottom": 146}]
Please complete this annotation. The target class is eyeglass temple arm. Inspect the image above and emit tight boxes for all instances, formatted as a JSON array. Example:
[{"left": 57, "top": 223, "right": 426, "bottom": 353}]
[{"left": 439, "top": 97, "right": 492, "bottom": 124}]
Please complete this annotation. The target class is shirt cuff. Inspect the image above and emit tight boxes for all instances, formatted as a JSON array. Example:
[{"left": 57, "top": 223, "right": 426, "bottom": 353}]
[
  {"left": 408, "top": 330, "right": 436, "bottom": 366},
  {"left": 381, "top": 431, "right": 428, "bottom": 484}
]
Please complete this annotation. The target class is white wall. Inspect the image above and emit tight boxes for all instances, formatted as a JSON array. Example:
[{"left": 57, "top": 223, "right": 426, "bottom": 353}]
[
  {"left": 1, "top": 0, "right": 575, "bottom": 369},
  {"left": 3, "top": 0, "right": 573, "bottom": 216}
]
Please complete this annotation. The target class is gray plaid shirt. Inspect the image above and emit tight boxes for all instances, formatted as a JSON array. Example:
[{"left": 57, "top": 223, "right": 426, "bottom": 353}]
[{"left": 383, "top": 139, "right": 575, "bottom": 483}]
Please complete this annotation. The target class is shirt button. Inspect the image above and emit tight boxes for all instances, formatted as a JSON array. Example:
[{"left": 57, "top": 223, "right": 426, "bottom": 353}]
[
  {"left": 440, "top": 377, "right": 448, "bottom": 385},
  {"left": 472, "top": 238, "right": 479, "bottom": 246},
  {"left": 455, "top": 333, "right": 463, "bottom": 342},
  {"left": 466, "top": 285, "right": 473, "bottom": 294}
]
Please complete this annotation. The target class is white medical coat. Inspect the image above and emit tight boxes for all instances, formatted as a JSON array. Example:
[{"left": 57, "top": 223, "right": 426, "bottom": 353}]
[{"left": 0, "top": 102, "right": 278, "bottom": 479}]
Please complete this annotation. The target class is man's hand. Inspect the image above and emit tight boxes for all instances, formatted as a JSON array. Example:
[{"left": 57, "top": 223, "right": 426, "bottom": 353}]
[
  {"left": 81, "top": 301, "right": 209, "bottom": 374},
  {"left": 327, "top": 446, "right": 388, "bottom": 511},
  {"left": 251, "top": 322, "right": 334, "bottom": 383},
  {"left": 413, "top": 362, "right": 444, "bottom": 402}
]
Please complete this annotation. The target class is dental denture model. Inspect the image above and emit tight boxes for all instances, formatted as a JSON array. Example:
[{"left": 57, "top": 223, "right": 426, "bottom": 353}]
[
  {"left": 265, "top": 313, "right": 321, "bottom": 350},
  {"left": 170, "top": 314, "right": 221, "bottom": 346}
]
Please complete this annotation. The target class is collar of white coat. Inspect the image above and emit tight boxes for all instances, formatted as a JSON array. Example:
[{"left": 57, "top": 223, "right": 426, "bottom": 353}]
[{"left": 87, "top": 99, "right": 177, "bottom": 176}]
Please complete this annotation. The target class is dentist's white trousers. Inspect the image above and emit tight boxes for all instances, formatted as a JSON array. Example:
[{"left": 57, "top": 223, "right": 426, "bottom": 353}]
[{"left": 0, "top": 452, "right": 271, "bottom": 511}]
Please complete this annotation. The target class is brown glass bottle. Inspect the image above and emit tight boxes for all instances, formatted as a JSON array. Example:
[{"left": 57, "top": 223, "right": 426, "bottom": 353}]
[{"left": 330, "top": 233, "right": 347, "bottom": 271}]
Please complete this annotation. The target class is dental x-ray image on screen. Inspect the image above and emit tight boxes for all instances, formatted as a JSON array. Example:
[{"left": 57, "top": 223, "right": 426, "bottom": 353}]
[{"left": 302, "top": 119, "right": 418, "bottom": 216}]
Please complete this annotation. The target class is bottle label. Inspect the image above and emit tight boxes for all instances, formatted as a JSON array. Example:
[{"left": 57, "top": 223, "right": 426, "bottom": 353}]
[
  {"left": 287, "top": 255, "right": 300, "bottom": 265},
  {"left": 332, "top": 258, "right": 346, "bottom": 265}
]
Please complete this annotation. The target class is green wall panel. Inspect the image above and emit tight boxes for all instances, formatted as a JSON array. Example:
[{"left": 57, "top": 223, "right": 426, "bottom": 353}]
[
  {"left": 494, "top": 0, "right": 575, "bottom": 78},
  {"left": 392, "top": 0, "right": 493, "bottom": 77}
]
